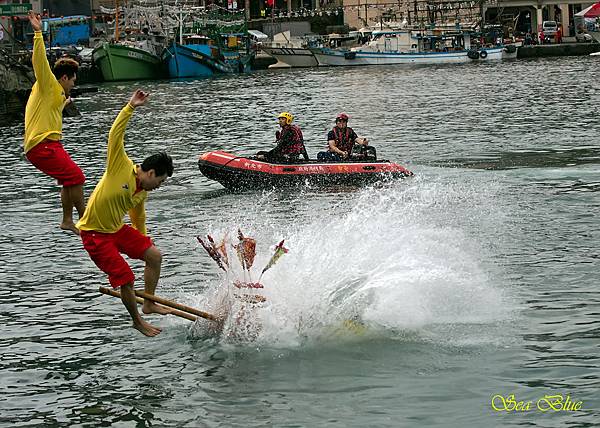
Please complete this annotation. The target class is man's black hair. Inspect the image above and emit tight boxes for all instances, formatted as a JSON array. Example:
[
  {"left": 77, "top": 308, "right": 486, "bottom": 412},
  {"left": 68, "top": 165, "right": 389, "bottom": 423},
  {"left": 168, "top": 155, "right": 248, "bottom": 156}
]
[
  {"left": 52, "top": 57, "right": 79, "bottom": 80},
  {"left": 141, "top": 152, "right": 174, "bottom": 177}
]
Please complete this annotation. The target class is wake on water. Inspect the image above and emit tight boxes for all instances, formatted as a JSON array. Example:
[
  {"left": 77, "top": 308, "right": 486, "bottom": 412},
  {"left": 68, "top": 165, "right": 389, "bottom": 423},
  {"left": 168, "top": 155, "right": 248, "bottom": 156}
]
[{"left": 187, "top": 171, "right": 513, "bottom": 348}]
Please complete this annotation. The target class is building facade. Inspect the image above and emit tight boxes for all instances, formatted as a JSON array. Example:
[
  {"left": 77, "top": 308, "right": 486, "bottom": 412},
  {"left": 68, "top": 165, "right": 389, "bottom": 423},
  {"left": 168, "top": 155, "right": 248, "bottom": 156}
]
[
  {"left": 0, "top": 0, "right": 42, "bottom": 46},
  {"left": 341, "top": 0, "right": 596, "bottom": 37}
]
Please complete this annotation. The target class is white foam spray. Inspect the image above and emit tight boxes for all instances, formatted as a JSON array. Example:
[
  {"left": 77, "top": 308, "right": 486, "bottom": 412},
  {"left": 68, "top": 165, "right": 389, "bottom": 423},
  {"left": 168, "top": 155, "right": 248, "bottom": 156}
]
[{"left": 188, "top": 172, "right": 512, "bottom": 348}]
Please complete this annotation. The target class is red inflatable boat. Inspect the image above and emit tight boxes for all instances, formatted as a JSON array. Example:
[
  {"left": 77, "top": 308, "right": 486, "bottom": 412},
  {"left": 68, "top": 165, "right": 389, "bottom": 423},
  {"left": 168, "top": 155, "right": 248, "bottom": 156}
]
[{"left": 198, "top": 151, "right": 413, "bottom": 190}]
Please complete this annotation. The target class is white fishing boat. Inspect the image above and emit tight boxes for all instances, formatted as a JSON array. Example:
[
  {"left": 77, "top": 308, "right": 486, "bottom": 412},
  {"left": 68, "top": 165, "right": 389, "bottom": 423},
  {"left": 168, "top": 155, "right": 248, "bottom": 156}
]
[
  {"left": 260, "top": 31, "right": 366, "bottom": 68},
  {"left": 260, "top": 31, "right": 318, "bottom": 68},
  {"left": 261, "top": 46, "right": 318, "bottom": 68},
  {"left": 310, "top": 29, "right": 516, "bottom": 66}
]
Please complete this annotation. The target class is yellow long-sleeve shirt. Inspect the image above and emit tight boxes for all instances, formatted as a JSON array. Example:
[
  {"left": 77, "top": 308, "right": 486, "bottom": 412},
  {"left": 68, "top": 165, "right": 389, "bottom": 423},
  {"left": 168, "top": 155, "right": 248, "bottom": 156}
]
[
  {"left": 23, "top": 31, "right": 66, "bottom": 154},
  {"left": 76, "top": 104, "right": 148, "bottom": 235}
]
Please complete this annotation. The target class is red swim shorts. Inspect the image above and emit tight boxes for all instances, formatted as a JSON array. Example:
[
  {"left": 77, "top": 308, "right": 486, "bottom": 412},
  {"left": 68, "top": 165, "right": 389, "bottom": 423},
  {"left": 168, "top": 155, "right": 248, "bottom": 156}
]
[
  {"left": 26, "top": 140, "right": 85, "bottom": 187},
  {"left": 80, "top": 225, "right": 153, "bottom": 288}
]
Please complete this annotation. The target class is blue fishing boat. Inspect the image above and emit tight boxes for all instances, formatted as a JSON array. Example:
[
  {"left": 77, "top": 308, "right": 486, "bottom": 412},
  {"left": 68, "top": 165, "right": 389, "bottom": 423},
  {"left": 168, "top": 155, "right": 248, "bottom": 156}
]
[
  {"left": 218, "top": 33, "right": 253, "bottom": 73},
  {"left": 162, "top": 35, "right": 233, "bottom": 78}
]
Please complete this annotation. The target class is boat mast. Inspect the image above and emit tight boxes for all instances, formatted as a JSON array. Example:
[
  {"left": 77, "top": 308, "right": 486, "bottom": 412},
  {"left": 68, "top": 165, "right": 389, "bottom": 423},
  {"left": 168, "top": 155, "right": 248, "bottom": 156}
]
[
  {"left": 114, "top": 0, "right": 120, "bottom": 41},
  {"left": 179, "top": 9, "right": 183, "bottom": 45}
]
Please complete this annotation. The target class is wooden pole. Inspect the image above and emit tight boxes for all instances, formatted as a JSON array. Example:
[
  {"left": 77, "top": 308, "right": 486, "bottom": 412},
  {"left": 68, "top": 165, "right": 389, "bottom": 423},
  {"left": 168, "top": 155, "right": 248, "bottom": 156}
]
[
  {"left": 132, "top": 289, "right": 218, "bottom": 321},
  {"left": 115, "top": 0, "right": 119, "bottom": 41},
  {"left": 99, "top": 286, "right": 197, "bottom": 321},
  {"left": 98, "top": 286, "right": 216, "bottom": 322}
]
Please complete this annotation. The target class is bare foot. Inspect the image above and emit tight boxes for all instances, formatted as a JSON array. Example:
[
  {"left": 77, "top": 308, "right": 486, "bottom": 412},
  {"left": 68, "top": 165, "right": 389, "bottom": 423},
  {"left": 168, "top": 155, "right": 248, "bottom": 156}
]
[
  {"left": 60, "top": 222, "right": 80, "bottom": 235},
  {"left": 142, "top": 301, "right": 172, "bottom": 316},
  {"left": 133, "top": 319, "right": 162, "bottom": 337}
]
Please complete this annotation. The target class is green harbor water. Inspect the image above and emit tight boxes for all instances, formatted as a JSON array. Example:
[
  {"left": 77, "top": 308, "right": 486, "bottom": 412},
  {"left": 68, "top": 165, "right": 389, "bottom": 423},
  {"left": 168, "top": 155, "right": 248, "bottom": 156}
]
[{"left": 1, "top": 57, "right": 599, "bottom": 427}]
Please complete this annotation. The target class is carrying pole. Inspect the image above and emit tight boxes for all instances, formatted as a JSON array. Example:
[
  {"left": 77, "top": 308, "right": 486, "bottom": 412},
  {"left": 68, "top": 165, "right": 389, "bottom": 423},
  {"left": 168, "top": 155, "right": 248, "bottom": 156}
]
[
  {"left": 132, "top": 289, "right": 218, "bottom": 321},
  {"left": 99, "top": 286, "right": 217, "bottom": 322}
]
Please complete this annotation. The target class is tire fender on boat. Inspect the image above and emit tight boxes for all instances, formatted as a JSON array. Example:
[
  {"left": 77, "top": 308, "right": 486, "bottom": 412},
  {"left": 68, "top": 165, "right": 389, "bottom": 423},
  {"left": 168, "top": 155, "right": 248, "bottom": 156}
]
[
  {"left": 467, "top": 49, "right": 480, "bottom": 60},
  {"left": 479, "top": 50, "right": 488, "bottom": 59}
]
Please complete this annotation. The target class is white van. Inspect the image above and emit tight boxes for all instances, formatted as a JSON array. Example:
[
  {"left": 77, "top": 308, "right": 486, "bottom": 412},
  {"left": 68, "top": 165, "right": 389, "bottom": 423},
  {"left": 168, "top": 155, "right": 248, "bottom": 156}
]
[{"left": 542, "top": 21, "right": 558, "bottom": 36}]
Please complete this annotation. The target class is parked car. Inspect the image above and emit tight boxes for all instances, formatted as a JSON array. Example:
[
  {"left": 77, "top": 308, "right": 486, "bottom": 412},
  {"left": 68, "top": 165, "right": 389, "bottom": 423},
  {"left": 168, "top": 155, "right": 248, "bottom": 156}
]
[
  {"left": 576, "top": 32, "right": 593, "bottom": 42},
  {"left": 542, "top": 21, "right": 558, "bottom": 37}
]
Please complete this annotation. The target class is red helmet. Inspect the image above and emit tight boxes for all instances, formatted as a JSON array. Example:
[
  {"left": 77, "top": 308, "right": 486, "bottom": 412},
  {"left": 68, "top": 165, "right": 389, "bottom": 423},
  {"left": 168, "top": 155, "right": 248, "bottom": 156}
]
[{"left": 335, "top": 112, "right": 349, "bottom": 122}]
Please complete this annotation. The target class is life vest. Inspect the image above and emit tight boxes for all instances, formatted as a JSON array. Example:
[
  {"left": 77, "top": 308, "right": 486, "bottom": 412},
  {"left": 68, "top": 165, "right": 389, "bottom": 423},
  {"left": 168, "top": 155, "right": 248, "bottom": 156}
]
[
  {"left": 277, "top": 124, "right": 305, "bottom": 155},
  {"left": 330, "top": 126, "right": 355, "bottom": 153}
]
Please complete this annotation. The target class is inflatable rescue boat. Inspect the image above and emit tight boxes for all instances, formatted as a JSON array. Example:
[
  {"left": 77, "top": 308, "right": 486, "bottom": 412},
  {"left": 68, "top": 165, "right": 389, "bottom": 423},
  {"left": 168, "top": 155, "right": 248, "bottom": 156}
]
[{"left": 198, "top": 151, "right": 413, "bottom": 190}]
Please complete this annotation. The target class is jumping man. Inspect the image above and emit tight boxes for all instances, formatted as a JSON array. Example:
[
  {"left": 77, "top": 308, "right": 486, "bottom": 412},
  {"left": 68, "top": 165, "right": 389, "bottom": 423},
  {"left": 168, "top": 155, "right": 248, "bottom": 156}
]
[
  {"left": 77, "top": 90, "right": 174, "bottom": 337},
  {"left": 24, "top": 11, "right": 85, "bottom": 234}
]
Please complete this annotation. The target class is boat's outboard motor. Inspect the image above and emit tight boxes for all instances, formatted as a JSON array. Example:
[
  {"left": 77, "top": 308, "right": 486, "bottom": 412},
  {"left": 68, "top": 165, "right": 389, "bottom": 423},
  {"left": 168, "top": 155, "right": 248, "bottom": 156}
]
[{"left": 351, "top": 145, "right": 377, "bottom": 161}]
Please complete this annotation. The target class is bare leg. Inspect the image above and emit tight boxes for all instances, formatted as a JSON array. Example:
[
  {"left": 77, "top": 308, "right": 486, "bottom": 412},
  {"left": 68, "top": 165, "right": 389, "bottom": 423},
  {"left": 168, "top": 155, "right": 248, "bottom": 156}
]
[
  {"left": 141, "top": 246, "right": 171, "bottom": 316},
  {"left": 120, "top": 283, "right": 162, "bottom": 337},
  {"left": 60, "top": 184, "right": 84, "bottom": 234},
  {"left": 69, "top": 184, "right": 85, "bottom": 218}
]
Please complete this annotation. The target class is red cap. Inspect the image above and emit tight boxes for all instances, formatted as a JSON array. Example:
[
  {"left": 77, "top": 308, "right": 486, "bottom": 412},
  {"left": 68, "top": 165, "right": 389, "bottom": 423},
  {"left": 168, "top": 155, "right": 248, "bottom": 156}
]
[{"left": 336, "top": 112, "right": 349, "bottom": 121}]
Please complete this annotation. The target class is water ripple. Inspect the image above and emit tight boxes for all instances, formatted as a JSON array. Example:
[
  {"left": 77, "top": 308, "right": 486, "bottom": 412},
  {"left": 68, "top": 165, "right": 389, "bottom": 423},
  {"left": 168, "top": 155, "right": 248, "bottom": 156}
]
[{"left": 1, "top": 56, "right": 599, "bottom": 425}]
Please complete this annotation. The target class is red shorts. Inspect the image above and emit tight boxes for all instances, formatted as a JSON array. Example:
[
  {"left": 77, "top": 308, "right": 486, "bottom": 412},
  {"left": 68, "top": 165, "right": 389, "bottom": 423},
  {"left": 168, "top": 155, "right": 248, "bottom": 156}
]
[
  {"left": 26, "top": 140, "right": 85, "bottom": 187},
  {"left": 80, "top": 225, "right": 153, "bottom": 288}
]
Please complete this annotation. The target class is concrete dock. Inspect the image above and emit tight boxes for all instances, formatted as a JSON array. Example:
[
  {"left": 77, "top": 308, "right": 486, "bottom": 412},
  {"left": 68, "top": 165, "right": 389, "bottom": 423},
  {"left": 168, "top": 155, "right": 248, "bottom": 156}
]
[{"left": 517, "top": 41, "right": 600, "bottom": 58}]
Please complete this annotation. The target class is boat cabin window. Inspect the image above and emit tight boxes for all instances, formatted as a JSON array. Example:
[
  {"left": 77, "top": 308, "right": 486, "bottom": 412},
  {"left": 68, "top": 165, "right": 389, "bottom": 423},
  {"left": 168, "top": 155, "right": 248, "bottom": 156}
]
[
  {"left": 185, "top": 36, "right": 209, "bottom": 46},
  {"left": 373, "top": 32, "right": 403, "bottom": 41}
]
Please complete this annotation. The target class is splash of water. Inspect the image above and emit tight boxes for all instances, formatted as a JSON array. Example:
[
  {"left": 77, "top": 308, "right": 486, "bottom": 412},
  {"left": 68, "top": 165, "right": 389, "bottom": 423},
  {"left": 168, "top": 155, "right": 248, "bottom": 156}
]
[{"left": 189, "top": 174, "right": 512, "bottom": 347}]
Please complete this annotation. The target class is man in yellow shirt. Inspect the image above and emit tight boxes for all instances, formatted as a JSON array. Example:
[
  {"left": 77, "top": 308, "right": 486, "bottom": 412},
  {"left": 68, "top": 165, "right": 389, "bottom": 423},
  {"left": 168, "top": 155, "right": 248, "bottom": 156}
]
[
  {"left": 77, "top": 90, "right": 174, "bottom": 337},
  {"left": 24, "top": 11, "right": 84, "bottom": 234}
]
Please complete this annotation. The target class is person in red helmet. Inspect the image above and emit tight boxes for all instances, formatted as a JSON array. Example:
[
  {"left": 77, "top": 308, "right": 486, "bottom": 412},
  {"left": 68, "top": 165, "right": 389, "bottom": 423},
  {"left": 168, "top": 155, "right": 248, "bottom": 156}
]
[
  {"left": 257, "top": 112, "right": 309, "bottom": 163},
  {"left": 317, "top": 113, "right": 370, "bottom": 162}
]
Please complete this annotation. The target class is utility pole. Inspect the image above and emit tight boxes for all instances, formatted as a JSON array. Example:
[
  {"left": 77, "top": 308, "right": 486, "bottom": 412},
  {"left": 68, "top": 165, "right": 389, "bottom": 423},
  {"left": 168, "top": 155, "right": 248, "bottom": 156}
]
[
  {"left": 413, "top": 0, "right": 418, "bottom": 28},
  {"left": 479, "top": 0, "right": 485, "bottom": 30},
  {"left": 115, "top": 0, "right": 120, "bottom": 41}
]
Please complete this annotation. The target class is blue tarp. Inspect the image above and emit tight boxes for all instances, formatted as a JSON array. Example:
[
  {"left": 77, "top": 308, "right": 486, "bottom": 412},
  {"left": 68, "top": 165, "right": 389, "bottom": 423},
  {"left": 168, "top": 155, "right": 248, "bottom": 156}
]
[{"left": 42, "top": 16, "right": 89, "bottom": 47}]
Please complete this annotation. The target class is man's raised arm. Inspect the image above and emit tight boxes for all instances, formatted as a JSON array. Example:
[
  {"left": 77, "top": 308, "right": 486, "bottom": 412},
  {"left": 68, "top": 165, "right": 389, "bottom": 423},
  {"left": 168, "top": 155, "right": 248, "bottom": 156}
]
[
  {"left": 27, "top": 11, "right": 54, "bottom": 90},
  {"left": 107, "top": 90, "right": 150, "bottom": 170}
]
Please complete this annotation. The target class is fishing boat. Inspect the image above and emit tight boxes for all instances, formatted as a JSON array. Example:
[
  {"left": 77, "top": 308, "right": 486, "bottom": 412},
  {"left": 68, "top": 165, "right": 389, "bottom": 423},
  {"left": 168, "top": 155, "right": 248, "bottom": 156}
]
[
  {"left": 92, "top": 41, "right": 165, "bottom": 81},
  {"left": 310, "top": 29, "right": 515, "bottom": 66},
  {"left": 198, "top": 151, "right": 413, "bottom": 190},
  {"left": 163, "top": 5, "right": 253, "bottom": 78},
  {"left": 165, "top": 16, "right": 254, "bottom": 75},
  {"left": 92, "top": 0, "right": 167, "bottom": 81},
  {"left": 163, "top": 35, "right": 233, "bottom": 78},
  {"left": 260, "top": 31, "right": 319, "bottom": 68},
  {"left": 217, "top": 32, "right": 254, "bottom": 73},
  {"left": 261, "top": 45, "right": 318, "bottom": 68}
]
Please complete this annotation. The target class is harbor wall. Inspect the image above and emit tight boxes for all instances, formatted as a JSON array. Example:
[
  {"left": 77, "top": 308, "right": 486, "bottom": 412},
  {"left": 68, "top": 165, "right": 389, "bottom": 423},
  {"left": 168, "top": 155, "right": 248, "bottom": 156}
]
[
  {"left": 517, "top": 42, "right": 600, "bottom": 57},
  {"left": 0, "top": 50, "right": 33, "bottom": 122}
]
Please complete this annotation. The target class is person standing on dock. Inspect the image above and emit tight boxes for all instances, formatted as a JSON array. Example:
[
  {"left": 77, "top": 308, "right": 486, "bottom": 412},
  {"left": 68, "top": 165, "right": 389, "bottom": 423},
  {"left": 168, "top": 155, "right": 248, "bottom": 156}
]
[
  {"left": 24, "top": 11, "right": 85, "bottom": 235},
  {"left": 77, "top": 90, "right": 174, "bottom": 337}
]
